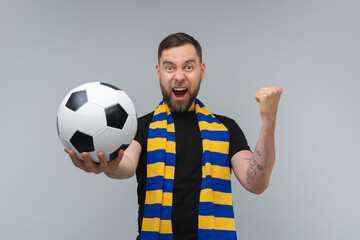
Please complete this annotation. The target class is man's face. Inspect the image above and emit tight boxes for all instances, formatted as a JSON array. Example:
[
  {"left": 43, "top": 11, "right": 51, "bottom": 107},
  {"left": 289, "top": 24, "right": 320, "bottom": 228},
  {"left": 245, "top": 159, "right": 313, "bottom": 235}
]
[{"left": 156, "top": 43, "right": 206, "bottom": 112}]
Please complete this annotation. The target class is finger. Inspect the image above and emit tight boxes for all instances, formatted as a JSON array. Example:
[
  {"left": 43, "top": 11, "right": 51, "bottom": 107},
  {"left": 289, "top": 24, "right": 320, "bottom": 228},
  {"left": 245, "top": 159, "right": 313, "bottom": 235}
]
[
  {"left": 82, "top": 152, "right": 100, "bottom": 173},
  {"left": 257, "top": 90, "right": 275, "bottom": 97},
  {"left": 98, "top": 152, "right": 109, "bottom": 171},
  {"left": 259, "top": 87, "right": 282, "bottom": 95},
  {"left": 117, "top": 149, "right": 124, "bottom": 161},
  {"left": 254, "top": 93, "right": 268, "bottom": 102},
  {"left": 260, "top": 87, "right": 275, "bottom": 91},
  {"left": 256, "top": 90, "right": 272, "bottom": 97},
  {"left": 64, "top": 148, "right": 69, "bottom": 154},
  {"left": 255, "top": 88, "right": 280, "bottom": 100},
  {"left": 108, "top": 149, "right": 124, "bottom": 169},
  {"left": 69, "top": 150, "right": 89, "bottom": 172}
]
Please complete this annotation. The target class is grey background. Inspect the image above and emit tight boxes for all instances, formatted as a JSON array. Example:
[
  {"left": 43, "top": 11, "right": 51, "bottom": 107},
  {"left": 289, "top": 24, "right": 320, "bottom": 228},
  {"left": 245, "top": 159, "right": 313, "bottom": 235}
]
[{"left": 1, "top": 0, "right": 359, "bottom": 239}]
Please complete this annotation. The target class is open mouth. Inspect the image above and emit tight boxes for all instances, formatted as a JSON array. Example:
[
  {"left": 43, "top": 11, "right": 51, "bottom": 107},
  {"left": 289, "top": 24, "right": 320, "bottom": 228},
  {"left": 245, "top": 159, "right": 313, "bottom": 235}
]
[{"left": 173, "top": 87, "right": 188, "bottom": 99}]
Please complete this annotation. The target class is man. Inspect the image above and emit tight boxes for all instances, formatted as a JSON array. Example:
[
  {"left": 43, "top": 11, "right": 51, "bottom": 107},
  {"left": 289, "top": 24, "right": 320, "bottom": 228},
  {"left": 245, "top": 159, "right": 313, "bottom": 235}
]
[{"left": 68, "top": 32, "right": 282, "bottom": 240}]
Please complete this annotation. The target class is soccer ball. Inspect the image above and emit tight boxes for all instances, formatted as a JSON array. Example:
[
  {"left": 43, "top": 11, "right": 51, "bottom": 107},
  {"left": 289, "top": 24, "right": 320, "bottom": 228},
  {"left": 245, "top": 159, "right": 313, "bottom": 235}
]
[{"left": 56, "top": 82, "right": 137, "bottom": 162}]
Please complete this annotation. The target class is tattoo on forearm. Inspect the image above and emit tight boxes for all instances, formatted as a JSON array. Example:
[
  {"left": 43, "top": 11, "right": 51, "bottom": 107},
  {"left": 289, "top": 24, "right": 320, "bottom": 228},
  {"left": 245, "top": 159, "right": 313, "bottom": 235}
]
[{"left": 244, "top": 146, "right": 264, "bottom": 184}]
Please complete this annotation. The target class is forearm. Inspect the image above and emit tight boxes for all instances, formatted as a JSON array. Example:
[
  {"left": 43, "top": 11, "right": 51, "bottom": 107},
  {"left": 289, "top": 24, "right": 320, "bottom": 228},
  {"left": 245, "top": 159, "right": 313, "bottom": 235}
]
[{"left": 246, "top": 118, "right": 276, "bottom": 194}]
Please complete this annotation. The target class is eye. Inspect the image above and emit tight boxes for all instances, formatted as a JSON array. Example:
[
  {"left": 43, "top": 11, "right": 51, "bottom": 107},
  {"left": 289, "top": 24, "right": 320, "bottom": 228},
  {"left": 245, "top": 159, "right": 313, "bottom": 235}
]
[
  {"left": 185, "top": 65, "right": 193, "bottom": 70},
  {"left": 165, "top": 66, "right": 173, "bottom": 71}
]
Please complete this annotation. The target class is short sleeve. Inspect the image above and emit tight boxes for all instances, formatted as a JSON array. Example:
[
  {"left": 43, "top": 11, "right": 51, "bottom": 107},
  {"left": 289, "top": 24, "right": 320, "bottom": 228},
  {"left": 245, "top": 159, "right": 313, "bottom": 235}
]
[
  {"left": 134, "top": 119, "right": 145, "bottom": 148},
  {"left": 215, "top": 114, "right": 251, "bottom": 159},
  {"left": 134, "top": 112, "right": 154, "bottom": 149},
  {"left": 228, "top": 120, "right": 251, "bottom": 159}
]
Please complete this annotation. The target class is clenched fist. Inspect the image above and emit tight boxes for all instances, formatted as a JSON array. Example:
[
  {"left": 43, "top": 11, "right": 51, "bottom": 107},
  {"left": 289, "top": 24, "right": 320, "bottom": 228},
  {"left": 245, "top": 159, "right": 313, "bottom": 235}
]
[{"left": 254, "top": 87, "right": 282, "bottom": 121}]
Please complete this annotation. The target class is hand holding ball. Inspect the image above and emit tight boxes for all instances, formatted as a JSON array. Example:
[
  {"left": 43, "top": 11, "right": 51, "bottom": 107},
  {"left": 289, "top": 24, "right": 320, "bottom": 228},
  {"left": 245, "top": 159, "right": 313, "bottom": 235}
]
[{"left": 56, "top": 82, "right": 137, "bottom": 163}]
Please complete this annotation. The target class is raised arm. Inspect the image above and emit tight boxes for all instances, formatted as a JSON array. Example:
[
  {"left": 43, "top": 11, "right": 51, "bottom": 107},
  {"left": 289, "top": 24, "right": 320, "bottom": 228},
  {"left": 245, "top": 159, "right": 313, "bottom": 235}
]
[
  {"left": 67, "top": 139, "right": 141, "bottom": 179},
  {"left": 231, "top": 87, "right": 282, "bottom": 194}
]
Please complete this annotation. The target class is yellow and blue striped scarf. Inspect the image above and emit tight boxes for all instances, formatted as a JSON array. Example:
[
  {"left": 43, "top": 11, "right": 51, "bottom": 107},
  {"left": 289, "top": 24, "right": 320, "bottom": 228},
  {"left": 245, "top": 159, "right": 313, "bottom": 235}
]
[{"left": 140, "top": 99, "right": 237, "bottom": 240}]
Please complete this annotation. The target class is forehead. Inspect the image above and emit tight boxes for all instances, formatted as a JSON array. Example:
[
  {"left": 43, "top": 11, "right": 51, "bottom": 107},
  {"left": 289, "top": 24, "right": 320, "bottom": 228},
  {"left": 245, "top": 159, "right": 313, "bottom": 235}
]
[{"left": 160, "top": 43, "right": 199, "bottom": 64}]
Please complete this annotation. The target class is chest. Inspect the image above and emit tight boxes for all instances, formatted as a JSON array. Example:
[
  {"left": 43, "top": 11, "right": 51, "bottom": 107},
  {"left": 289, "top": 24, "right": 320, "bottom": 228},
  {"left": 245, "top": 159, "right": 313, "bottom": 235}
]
[{"left": 172, "top": 113, "right": 203, "bottom": 184}]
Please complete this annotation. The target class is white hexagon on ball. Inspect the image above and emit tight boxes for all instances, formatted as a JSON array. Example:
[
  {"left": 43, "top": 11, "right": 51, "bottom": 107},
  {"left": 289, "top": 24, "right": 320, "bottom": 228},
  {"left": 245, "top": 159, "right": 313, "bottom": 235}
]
[
  {"left": 75, "top": 102, "right": 107, "bottom": 136},
  {"left": 121, "top": 115, "right": 137, "bottom": 140},
  {"left": 116, "top": 91, "right": 137, "bottom": 116},
  {"left": 57, "top": 107, "right": 77, "bottom": 140},
  {"left": 93, "top": 127, "right": 123, "bottom": 161},
  {"left": 58, "top": 135, "right": 76, "bottom": 153},
  {"left": 86, "top": 83, "right": 120, "bottom": 108}
]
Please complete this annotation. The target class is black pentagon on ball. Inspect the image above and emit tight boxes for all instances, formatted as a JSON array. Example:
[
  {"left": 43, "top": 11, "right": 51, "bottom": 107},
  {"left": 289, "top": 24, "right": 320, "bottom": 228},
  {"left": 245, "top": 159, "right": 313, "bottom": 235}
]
[
  {"left": 105, "top": 104, "right": 128, "bottom": 129},
  {"left": 100, "top": 82, "right": 122, "bottom": 91},
  {"left": 66, "top": 90, "right": 87, "bottom": 111},
  {"left": 109, "top": 144, "right": 130, "bottom": 161},
  {"left": 70, "top": 131, "right": 95, "bottom": 153}
]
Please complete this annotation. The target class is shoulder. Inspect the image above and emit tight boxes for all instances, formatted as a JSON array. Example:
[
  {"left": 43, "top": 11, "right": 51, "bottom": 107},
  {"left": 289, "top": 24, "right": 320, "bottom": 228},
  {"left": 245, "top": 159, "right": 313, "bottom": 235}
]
[
  {"left": 213, "top": 113, "right": 247, "bottom": 136},
  {"left": 137, "top": 111, "right": 154, "bottom": 127},
  {"left": 213, "top": 113, "right": 237, "bottom": 129},
  {"left": 213, "top": 113, "right": 251, "bottom": 155}
]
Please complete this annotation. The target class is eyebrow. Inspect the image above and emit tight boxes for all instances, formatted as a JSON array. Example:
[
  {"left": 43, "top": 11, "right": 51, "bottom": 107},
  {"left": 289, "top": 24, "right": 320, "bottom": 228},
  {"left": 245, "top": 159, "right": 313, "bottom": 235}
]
[
  {"left": 185, "top": 59, "right": 196, "bottom": 64},
  {"left": 161, "top": 59, "right": 197, "bottom": 66},
  {"left": 162, "top": 60, "right": 174, "bottom": 66}
]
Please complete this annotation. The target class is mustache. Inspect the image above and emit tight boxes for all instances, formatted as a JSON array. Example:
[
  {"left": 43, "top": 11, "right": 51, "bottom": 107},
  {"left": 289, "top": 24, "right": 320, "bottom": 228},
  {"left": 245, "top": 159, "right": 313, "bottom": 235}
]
[{"left": 173, "top": 83, "right": 189, "bottom": 88}]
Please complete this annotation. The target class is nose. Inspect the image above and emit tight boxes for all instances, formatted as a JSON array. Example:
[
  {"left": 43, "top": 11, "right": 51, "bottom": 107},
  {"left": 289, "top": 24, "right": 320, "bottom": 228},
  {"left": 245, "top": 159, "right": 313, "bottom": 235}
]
[{"left": 174, "top": 69, "right": 185, "bottom": 82}]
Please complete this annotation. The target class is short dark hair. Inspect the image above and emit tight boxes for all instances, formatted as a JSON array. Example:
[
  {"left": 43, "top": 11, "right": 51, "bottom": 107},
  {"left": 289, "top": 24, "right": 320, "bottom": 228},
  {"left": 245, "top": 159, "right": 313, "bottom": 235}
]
[{"left": 158, "top": 32, "right": 202, "bottom": 63}]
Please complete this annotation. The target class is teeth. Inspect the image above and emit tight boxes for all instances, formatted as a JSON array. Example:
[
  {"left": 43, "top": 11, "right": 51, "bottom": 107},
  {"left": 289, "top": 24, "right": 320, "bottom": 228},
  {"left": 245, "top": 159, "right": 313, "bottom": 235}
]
[{"left": 173, "top": 88, "right": 187, "bottom": 91}]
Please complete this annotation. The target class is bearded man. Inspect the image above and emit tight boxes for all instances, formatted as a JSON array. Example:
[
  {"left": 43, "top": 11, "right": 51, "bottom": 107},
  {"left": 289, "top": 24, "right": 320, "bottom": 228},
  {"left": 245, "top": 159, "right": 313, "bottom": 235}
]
[{"left": 68, "top": 32, "right": 282, "bottom": 240}]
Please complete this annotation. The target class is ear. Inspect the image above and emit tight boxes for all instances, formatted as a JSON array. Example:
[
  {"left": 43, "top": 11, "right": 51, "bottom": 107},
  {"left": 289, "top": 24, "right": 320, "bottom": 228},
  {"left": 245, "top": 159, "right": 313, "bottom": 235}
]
[
  {"left": 156, "top": 63, "right": 160, "bottom": 82},
  {"left": 200, "top": 61, "right": 206, "bottom": 81}
]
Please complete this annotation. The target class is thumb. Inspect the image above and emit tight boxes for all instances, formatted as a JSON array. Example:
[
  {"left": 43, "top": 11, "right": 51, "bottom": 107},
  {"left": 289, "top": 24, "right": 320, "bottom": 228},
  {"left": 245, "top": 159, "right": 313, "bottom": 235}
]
[
  {"left": 117, "top": 149, "right": 124, "bottom": 161},
  {"left": 254, "top": 92, "right": 267, "bottom": 103},
  {"left": 108, "top": 149, "right": 124, "bottom": 170}
]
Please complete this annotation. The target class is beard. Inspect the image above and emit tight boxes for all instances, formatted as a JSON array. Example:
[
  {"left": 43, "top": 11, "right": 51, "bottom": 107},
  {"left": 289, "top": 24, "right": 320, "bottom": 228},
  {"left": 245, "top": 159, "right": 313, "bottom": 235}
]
[{"left": 159, "top": 78, "right": 201, "bottom": 113}]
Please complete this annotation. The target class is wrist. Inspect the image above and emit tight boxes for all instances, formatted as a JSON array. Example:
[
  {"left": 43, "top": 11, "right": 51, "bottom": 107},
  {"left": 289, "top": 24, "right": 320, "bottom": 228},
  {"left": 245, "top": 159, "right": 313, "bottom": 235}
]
[
  {"left": 104, "top": 166, "right": 119, "bottom": 177},
  {"left": 261, "top": 116, "right": 276, "bottom": 128}
]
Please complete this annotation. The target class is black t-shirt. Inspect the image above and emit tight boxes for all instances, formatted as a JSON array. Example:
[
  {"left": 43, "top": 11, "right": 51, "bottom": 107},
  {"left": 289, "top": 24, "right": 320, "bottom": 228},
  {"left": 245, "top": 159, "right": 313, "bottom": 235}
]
[{"left": 134, "top": 111, "right": 250, "bottom": 240}]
